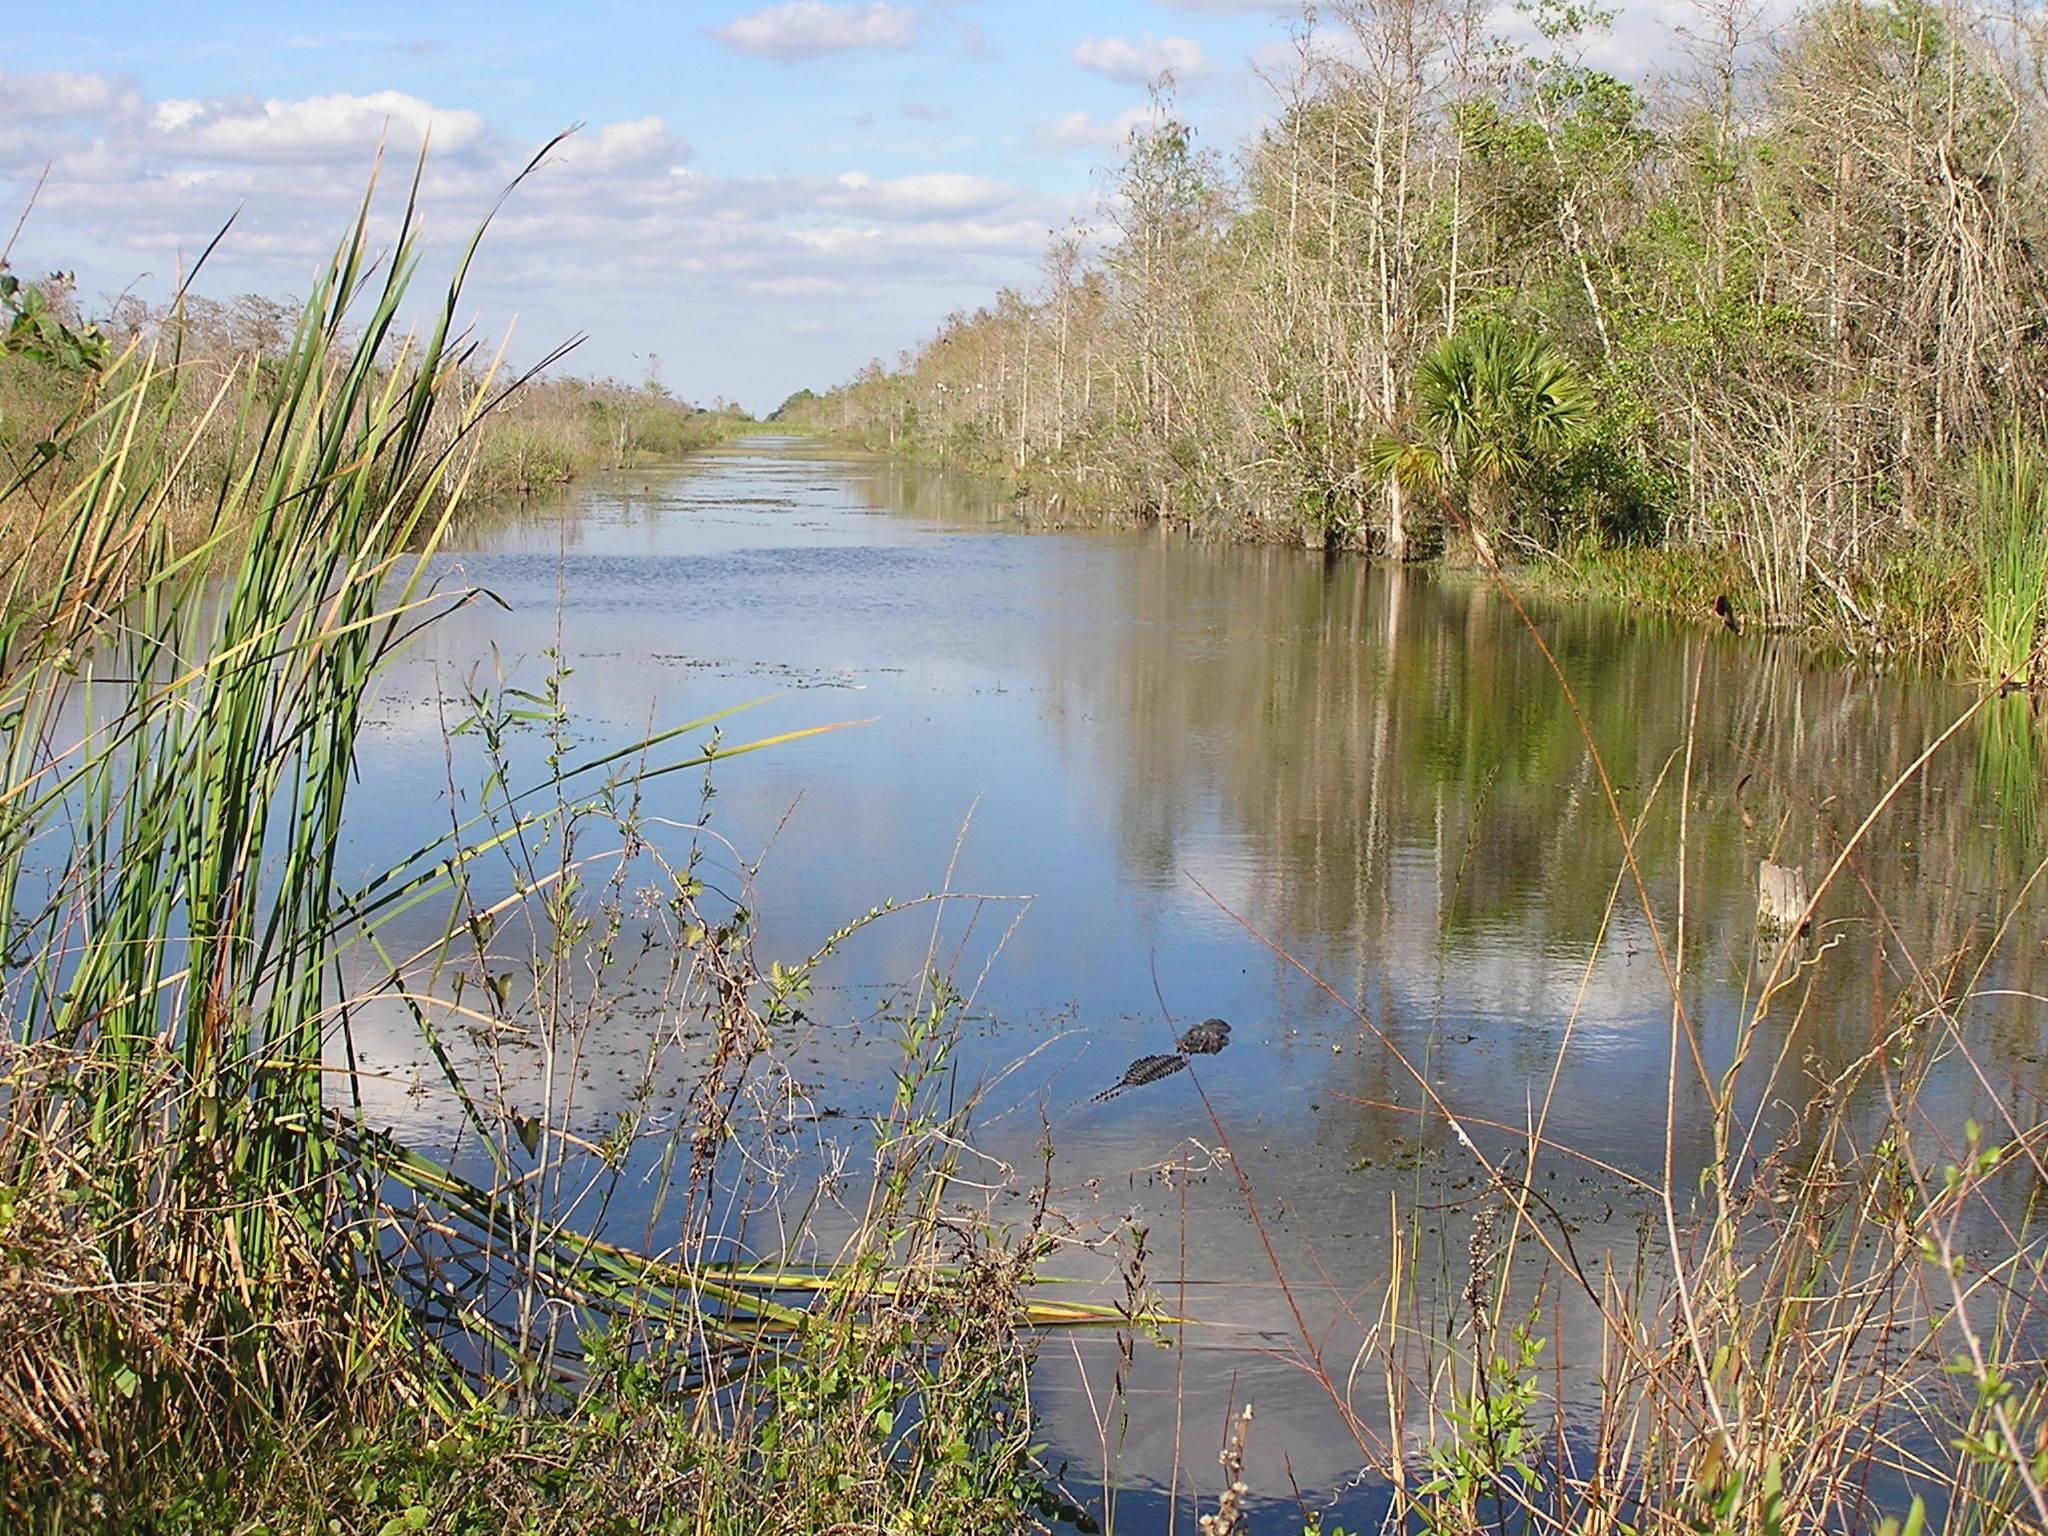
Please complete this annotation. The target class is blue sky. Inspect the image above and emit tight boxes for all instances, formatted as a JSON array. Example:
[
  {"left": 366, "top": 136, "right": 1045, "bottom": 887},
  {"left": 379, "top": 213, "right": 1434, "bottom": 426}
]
[{"left": 1, "top": 1, "right": 1311, "bottom": 412}]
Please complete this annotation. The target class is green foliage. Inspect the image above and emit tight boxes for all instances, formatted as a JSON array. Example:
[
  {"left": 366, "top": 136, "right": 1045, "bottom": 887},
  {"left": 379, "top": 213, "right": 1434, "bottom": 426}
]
[
  {"left": 1374, "top": 321, "right": 1596, "bottom": 538},
  {"left": 1109, "top": 109, "right": 1223, "bottom": 268},
  {"left": 1675, "top": 1461, "right": 1788, "bottom": 1536},
  {"left": 462, "top": 382, "right": 740, "bottom": 495},
  {"left": 792, "top": 0, "right": 2048, "bottom": 665},
  {"left": 1420, "top": 323, "right": 1592, "bottom": 484},
  {"left": 0, "top": 270, "right": 110, "bottom": 377},
  {"left": 0, "top": 270, "right": 113, "bottom": 467},
  {"left": 138, "top": 1391, "right": 1036, "bottom": 1536},
  {"left": 771, "top": 386, "right": 819, "bottom": 420},
  {"left": 1417, "top": 1313, "right": 1547, "bottom": 1533},
  {"left": 1968, "top": 424, "right": 2048, "bottom": 684}
]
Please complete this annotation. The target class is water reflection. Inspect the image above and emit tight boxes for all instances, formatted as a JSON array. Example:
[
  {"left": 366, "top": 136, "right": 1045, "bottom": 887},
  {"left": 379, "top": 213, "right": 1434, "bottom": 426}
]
[{"left": 344, "top": 438, "right": 2045, "bottom": 1526}]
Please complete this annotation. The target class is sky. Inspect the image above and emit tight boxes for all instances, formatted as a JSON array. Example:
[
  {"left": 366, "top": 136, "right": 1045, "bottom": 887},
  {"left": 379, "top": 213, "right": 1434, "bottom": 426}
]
[{"left": 0, "top": 0, "right": 1699, "bottom": 414}]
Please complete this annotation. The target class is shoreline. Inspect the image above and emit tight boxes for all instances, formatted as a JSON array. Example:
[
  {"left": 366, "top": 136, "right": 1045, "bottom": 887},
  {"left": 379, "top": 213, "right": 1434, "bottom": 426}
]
[{"left": 792, "top": 432, "right": 1989, "bottom": 680}]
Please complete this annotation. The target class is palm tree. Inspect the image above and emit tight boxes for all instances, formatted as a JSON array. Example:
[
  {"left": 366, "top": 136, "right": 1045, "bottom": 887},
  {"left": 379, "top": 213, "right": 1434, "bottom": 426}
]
[{"left": 1370, "top": 320, "right": 1594, "bottom": 547}]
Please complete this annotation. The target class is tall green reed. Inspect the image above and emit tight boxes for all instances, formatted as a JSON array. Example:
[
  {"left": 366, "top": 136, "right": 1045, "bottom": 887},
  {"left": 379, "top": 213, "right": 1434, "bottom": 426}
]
[
  {"left": 0, "top": 149, "right": 529, "bottom": 1502},
  {"left": 1969, "top": 424, "right": 2048, "bottom": 686}
]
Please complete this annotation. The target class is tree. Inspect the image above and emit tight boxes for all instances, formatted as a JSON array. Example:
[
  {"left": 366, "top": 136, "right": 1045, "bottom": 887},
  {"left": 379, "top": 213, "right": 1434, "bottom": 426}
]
[{"left": 1370, "top": 320, "right": 1594, "bottom": 541}]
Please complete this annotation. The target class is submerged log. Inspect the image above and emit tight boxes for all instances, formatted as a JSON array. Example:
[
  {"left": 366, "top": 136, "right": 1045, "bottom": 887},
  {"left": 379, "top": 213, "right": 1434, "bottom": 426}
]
[{"left": 1757, "top": 859, "right": 1811, "bottom": 936}]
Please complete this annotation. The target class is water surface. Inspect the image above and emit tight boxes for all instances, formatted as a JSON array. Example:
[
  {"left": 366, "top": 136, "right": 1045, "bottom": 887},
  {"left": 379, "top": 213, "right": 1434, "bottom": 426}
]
[{"left": 345, "top": 436, "right": 2047, "bottom": 1527}]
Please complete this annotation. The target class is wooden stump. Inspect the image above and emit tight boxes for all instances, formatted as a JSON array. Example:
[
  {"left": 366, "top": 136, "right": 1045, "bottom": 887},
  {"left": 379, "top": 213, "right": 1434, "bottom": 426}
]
[{"left": 1757, "top": 860, "right": 1811, "bottom": 936}]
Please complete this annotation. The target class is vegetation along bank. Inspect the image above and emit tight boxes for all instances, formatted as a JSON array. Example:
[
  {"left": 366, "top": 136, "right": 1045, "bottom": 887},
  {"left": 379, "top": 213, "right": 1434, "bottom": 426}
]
[
  {"left": 1, "top": 266, "right": 752, "bottom": 589},
  {"left": 780, "top": 0, "right": 2048, "bottom": 677}
]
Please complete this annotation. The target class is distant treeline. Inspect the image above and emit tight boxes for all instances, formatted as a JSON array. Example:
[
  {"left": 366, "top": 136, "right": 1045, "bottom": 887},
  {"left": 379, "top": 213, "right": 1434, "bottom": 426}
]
[
  {"left": 782, "top": 0, "right": 2048, "bottom": 662},
  {"left": 1, "top": 274, "right": 749, "bottom": 575}
]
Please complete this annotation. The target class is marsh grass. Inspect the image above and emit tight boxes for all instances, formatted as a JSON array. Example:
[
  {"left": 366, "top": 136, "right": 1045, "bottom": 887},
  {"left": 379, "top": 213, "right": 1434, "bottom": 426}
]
[
  {"left": 1970, "top": 426, "right": 2048, "bottom": 687},
  {"left": 0, "top": 159, "right": 1127, "bottom": 1533},
  {"left": 0, "top": 152, "right": 498, "bottom": 1509},
  {"left": 0, "top": 276, "right": 745, "bottom": 600}
]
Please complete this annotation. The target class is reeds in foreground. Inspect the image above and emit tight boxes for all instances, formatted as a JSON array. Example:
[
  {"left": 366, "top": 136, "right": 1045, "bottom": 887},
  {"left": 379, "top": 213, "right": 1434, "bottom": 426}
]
[{"left": 0, "top": 159, "right": 1127, "bottom": 1533}]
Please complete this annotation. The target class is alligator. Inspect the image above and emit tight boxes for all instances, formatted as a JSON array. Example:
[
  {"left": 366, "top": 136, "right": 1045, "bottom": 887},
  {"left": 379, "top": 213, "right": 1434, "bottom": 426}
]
[{"left": 1089, "top": 1018, "right": 1233, "bottom": 1103}]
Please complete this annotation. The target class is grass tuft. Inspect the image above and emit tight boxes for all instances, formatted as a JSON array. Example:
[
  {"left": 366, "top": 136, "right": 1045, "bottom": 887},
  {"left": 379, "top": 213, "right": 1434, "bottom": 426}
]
[{"left": 1969, "top": 423, "right": 2048, "bottom": 686}]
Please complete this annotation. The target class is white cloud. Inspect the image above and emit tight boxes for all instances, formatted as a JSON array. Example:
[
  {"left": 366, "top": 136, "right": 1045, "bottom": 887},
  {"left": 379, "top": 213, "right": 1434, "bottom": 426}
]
[
  {"left": 1031, "top": 104, "right": 1166, "bottom": 154},
  {"left": 746, "top": 275, "right": 849, "bottom": 296},
  {"left": 1073, "top": 33, "right": 1209, "bottom": 84},
  {"left": 790, "top": 218, "right": 1049, "bottom": 256},
  {"left": 541, "top": 116, "right": 690, "bottom": 173},
  {"left": 0, "top": 69, "right": 1076, "bottom": 411},
  {"left": 149, "top": 89, "right": 491, "bottom": 163},
  {"left": 828, "top": 170, "right": 1018, "bottom": 220},
  {"left": 0, "top": 69, "right": 140, "bottom": 124},
  {"left": 711, "top": 1, "right": 918, "bottom": 60}
]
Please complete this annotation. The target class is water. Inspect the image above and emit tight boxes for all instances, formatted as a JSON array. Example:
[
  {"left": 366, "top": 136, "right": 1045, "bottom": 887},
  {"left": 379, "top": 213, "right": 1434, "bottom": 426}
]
[{"left": 342, "top": 436, "right": 2047, "bottom": 1527}]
